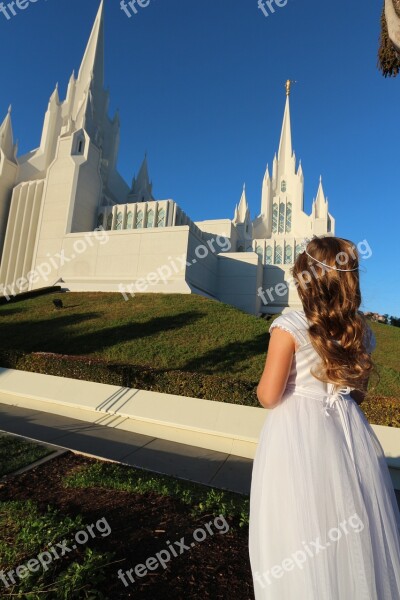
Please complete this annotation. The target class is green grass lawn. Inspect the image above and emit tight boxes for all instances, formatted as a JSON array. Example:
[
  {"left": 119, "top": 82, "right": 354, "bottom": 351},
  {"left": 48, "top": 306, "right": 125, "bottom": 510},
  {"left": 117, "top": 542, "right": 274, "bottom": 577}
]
[
  {"left": 0, "top": 292, "right": 270, "bottom": 382},
  {"left": 0, "top": 499, "right": 113, "bottom": 599},
  {"left": 0, "top": 434, "right": 55, "bottom": 477},
  {"left": 0, "top": 291, "right": 398, "bottom": 400}
]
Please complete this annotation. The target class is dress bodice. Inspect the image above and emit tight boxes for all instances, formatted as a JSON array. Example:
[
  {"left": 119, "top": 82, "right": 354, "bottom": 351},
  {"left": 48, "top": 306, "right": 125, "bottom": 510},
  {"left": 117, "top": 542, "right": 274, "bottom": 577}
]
[{"left": 268, "top": 310, "right": 376, "bottom": 395}]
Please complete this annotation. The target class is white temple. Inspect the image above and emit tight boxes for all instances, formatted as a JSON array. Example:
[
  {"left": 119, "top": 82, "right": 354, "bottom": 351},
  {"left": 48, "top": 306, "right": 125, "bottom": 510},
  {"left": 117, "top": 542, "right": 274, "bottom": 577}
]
[{"left": 0, "top": 1, "right": 335, "bottom": 316}]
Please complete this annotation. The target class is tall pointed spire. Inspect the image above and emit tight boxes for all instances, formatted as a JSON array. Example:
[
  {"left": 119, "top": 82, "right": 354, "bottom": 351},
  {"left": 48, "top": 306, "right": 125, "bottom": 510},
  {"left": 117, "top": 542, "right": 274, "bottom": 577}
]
[
  {"left": 0, "top": 105, "right": 16, "bottom": 161},
  {"left": 137, "top": 153, "right": 150, "bottom": 186},
  {"left": 278, "top": 95, "right": 293, "bottom": 165},
  {"left": 313, "top": 176, "right": 326, "bottom": 218},
  {"left": 49, "top": 83, "right": 60, "bottom": 106},
  {"left": 77, "top": 0, "right": 104, "bottom": 91},
  {"left": 237, "top": 184, "right": 249, "bottom": 223},
  {"left": 129, "top": 154, "right": 154, "bottom": 202}
]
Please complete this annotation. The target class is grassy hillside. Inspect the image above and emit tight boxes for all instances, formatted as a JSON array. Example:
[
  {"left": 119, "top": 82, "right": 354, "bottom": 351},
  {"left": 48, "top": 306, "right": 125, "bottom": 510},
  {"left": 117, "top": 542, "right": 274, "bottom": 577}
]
[
  {"left": 0, "top": 292, "right": 269, "bottom": 382},
  {"left": 0, "top": 292, "right": 398, "bottom": 424}
]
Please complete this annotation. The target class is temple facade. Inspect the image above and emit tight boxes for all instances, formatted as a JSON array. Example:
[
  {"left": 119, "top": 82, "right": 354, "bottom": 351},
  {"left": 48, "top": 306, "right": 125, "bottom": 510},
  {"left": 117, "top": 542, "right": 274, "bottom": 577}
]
[{"left": 0, "top": 1, "right": 335, "bottom": 316}]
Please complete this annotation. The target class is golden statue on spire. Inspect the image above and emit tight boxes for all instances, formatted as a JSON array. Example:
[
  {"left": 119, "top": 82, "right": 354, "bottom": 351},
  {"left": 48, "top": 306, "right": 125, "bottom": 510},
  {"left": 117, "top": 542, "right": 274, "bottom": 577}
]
[{"left": 285, "top": 79, "right": 297, "bottom": 96}]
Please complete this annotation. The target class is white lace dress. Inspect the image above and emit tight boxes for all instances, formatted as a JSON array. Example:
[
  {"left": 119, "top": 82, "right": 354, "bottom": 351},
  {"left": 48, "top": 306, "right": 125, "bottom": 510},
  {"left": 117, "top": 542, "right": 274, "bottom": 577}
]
[{"left": 249, "top": 310, "right": 400, "bottom": 599}]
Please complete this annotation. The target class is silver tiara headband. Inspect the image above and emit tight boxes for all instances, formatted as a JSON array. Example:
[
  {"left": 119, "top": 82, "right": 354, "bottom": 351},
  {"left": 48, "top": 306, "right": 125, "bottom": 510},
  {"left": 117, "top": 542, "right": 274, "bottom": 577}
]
[{"left": 300, "top": 237, "right": 359, "bottom": 272}]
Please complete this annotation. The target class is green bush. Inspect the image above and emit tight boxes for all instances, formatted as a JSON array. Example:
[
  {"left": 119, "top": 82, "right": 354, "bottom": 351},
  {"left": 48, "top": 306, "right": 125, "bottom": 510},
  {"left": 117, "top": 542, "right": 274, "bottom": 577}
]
[{"left": 0, "top": 349, "right": 259, "bottom": 407}]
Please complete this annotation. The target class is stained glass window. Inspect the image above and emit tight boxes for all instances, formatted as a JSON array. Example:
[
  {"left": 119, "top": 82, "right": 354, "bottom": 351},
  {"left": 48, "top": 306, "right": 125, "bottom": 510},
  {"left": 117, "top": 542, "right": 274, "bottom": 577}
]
[
  {"left": 279, "top": 202, "right": 285, "bottom": 233},
  {"left": 115, "top": 212, "right": 123, "bottom": 230},
  {"left": 284, "top": 244, "right": 293, "bottom": 264},
  {"left": 256, "top": 245, "right": 263, "bottom": 259},
  {"left": 147, "top": 209, "right": 155, "bottom": 228},
  {"left": 281, "top": 180, "right": 287, "bottom": 193},
  {"left": 157, "top": 208, "right": 166, "bottom": 227},
  {"left": 106, "top": 213, "right": 113, "bottom": 230},
  {"left": 265, "top": 245, "right": 273, "bottom": 265},
  {"left": 272, "top": 204, "right": 278, "bottom": 233},
  {"left": 127, "top": 211, "right": 133, "bottom": 229},
  {"left": 286, "top": 202, "right": 292, "bottom": 233},
  {"left": 295, "top": 243, "right": 302, "bottom": 260},
  {"left": 275, "top": 245, "right": 282, "bottom": 264},
  {"left": 135, "top": 210, "right": 143, "bottom": 229}
]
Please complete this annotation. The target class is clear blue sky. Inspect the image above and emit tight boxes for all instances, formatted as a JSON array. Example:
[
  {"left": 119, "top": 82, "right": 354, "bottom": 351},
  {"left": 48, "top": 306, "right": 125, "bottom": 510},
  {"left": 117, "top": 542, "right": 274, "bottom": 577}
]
[{"left": 0, "top": 0, "right": 398, "bottom": 315}]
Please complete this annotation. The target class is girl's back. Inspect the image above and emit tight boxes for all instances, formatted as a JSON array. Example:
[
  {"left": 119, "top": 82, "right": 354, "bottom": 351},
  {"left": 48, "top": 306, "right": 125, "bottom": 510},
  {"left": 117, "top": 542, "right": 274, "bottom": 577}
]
[{"left": 249, "top": 237, "right": 400, "bottom": 600}]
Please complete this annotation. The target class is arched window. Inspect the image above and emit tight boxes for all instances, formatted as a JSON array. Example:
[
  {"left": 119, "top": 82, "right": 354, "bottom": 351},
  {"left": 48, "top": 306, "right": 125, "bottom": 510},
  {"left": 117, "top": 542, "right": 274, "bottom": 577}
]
[
  {"left": 127, "top": 211, "right": 133, "bottom": 229},
  {"left": 286, "top": 202, "right": 292, "bottom": 233},
  {"left": 97, "top": 213, "right": 104, "bottom": 229},
  {"left": 115, "top": 212, "right": 123, "bottom": 230},
  {"left": 256, "top": 244, "right": 263, "bottom": 260},
  {"left": 284, "top": 244, "right": 293, "bottom": 264},
  {"left": 279, "top": 202, "right": 285, "bottom": 233},
  {"left": 295, "top": 243, "right": 302, "bottom": 260},
  {"left": 135, "top": 210, "right": 143, "bottom": 229},
  {"left": 265, "top": 245, "right": 273, "bottom": 265},
  {"left": 272, "top": 203, "right": 278, "bottom": 233},
  {"left": 327, "top": 215, "right": 331, "bottom": 233},
  {"left": 275, "top": 245, "right": 282, "bottom": 264},
  {"left": 237, "top": 245, "right": 244, "bottom": 252},
  {"left": 147, "top": 209, "right": 155, "bottom": 228},
  {"left": 281, "top": 180, "right": 287, "bottom": 193},
  {"left": 106, "top": 213, "right": 113, "bottom": 230},
  {"left": 157, "top": 208, "right": 166, "bottom": 227}
]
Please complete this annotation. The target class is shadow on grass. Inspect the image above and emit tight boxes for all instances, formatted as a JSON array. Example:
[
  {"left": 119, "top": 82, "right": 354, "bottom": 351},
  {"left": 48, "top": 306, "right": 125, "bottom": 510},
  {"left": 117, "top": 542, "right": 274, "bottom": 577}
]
[
  {"left": 0, "top": 307, "right": 26, "bottom": 316},
  {"left": 0, "top": 310, "right": 206, "bottom": 355},
  {"left": 179, "top": 332, "right": 270, "bottom": 376}
]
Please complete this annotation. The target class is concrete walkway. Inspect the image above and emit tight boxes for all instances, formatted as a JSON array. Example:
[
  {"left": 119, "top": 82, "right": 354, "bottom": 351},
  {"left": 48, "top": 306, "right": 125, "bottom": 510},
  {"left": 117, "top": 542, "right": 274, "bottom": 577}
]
[
  {"left": 1, "top": 402, "right": 399, "bottom": 512},
  {"left": 0, "top": 403, "right": 253, "bottom": 495}
]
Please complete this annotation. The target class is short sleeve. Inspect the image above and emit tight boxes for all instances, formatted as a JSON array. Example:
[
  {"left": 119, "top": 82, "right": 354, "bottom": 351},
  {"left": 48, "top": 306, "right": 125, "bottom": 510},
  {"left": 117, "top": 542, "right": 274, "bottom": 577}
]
[
  {"left": 364, "top": 325, "right": 376, "bottom": 353},
  {"left": 269, "top": 314, "right": 304, "bottom": 349}
]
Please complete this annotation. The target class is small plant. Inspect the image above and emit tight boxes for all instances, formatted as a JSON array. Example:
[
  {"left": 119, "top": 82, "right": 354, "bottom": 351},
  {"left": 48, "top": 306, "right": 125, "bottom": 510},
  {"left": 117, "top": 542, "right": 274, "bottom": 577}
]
[
  {"left": 64, "top": 462, "right": 250, "bottom": 529},
  {"left": 0, "top": 500, "right": 115, "bottom": 599}
]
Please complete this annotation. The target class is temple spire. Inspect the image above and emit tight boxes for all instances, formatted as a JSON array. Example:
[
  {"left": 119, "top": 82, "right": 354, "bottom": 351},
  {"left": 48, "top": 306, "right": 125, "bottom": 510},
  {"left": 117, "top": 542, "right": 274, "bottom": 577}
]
[
  {"left": 0, "top": 105, "right": 16, "bottom": 161},
  {"left": 237, "top": 184, "right": 249, "bottom": 223},
  {"left": 313, "top": 176, "right": 326, "bottom": 218},
  {"left": 129, "top": 154, "right": 154, "bottom": 202},
  {"left": 49, "top": 83, "right": 60, "bottom": 106},
  {"left": 278, "top": 94, "right": 293, "bottom": 165},
  {"left": 77, "top": 0, "right": 104, "bottom": 91}
]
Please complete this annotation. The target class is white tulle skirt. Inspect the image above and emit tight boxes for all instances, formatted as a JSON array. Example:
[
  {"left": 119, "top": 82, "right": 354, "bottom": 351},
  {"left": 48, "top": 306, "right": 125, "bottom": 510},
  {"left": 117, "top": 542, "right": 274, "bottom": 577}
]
[{"left": 248, "top": 387, "right": 400, "bottom": 600}]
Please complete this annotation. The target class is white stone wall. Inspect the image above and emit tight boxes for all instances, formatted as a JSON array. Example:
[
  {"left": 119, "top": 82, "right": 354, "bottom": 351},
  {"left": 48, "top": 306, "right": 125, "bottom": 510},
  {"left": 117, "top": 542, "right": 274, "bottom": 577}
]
[
  {"left": 0, "top": 155, "right": 17, "bottom": 262},
  {"left": 50, "top": 226, "right": 193, "bottom": 294},
  {"left": 217, "top": 252, "right": 263, "bottom": 315},
  {"left": 0, "top": 180, "right": 44, "bottom": 293}
]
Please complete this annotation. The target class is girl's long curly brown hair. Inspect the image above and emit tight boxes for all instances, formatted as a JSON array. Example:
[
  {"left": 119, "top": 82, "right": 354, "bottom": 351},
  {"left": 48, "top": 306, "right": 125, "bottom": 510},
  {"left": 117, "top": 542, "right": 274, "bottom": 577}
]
[{"left": 291, "top": 236, "right": 377, "bottom": 392}]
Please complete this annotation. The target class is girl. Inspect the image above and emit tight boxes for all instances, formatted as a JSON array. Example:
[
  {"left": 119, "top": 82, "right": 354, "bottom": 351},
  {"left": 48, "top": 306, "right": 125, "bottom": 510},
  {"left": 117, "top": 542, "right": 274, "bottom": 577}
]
[{"left": 249, "top": 235, "right": 400, "bottom": 599}]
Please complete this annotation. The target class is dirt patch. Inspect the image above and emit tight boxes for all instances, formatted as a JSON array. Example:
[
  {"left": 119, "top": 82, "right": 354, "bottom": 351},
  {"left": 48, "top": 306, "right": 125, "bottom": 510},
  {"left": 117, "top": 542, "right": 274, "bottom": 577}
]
[{"left": 0, "top": 452, "right": 254, "bottom": 599}]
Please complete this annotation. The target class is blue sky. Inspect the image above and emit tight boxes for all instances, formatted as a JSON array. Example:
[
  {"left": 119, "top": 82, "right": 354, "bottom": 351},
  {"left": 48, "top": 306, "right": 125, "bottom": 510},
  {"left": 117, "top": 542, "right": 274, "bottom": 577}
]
[{"left": 0, "top": 0, "right": 398, "bottom": 315}]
